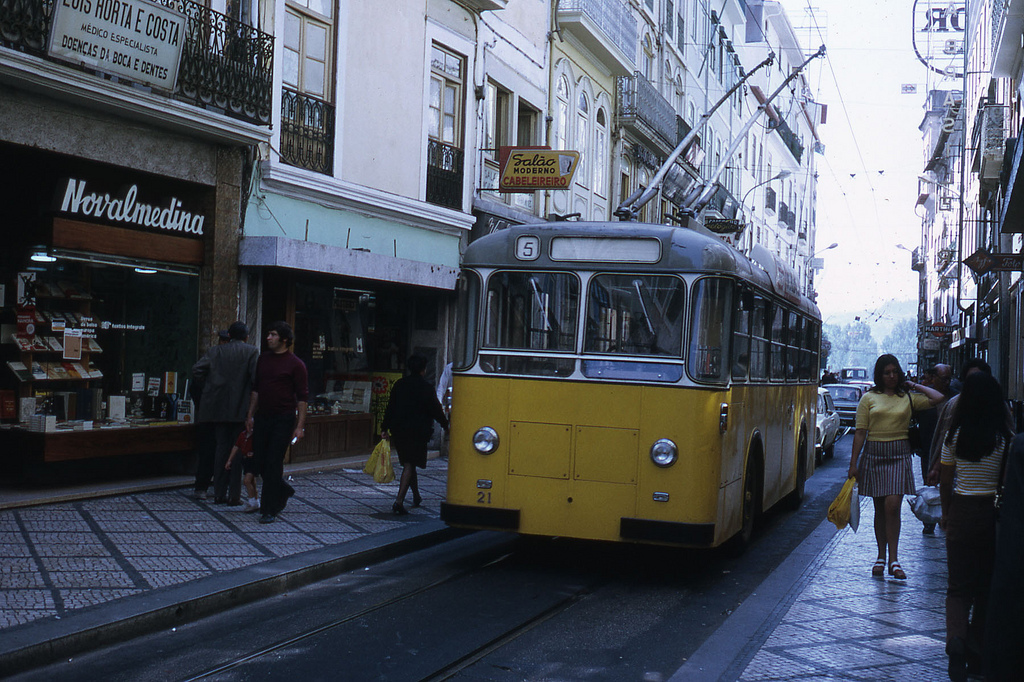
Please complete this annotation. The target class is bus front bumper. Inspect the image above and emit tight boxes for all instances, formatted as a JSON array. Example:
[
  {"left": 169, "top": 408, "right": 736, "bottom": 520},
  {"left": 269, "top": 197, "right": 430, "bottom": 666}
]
[{"left": 441, "top": 503, "right": 521, "bottom": 530}]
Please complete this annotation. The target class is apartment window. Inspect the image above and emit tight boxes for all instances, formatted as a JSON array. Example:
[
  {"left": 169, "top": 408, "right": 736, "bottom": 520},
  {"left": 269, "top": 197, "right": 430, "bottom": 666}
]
[
  {"left": 280, "top": 0, "right": 335, "bottom": 174},
  {"left": 642, "top": 35, "right": 654, "bottom": 81},
  {"left": 576, "top": 92, "right": 590, "bottom": 187},
  {"left": 429, "top": 45, "right": 464, "bottom": 146},
  {"left": 284, "top": 0, "right": 333, "bottom": 98},
  {"left": 556, "top": 76, "right": 570, "bottom": 150},
  {"left": 595, "top": 108, "right": 608, "bottom": 196},
  {"left": 677, "top": 11, "right": 685, "bottom": 53},
  {"left": 484, "top": 81, "right": 511, "bottom": 161},
  {"left": 666, "top": 0, "right": 674, "bottom": 37},
  {"left": 674, "top": 76, "right": 684, "bottom": 113},
  {"left": 518, "top": 102, "right": 538, "bottom": 146},
  {"left": 427, "top": 44, "right": 465, "bottom": 210}
]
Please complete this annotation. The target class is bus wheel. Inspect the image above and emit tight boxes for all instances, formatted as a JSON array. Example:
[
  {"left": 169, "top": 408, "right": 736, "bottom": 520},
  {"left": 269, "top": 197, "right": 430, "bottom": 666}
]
[
  {"left": 783, "top": 433, "right": 809, "bottom": 511},
  {"left": 727, "top": 456, "right": 760, "bottom": 556}
]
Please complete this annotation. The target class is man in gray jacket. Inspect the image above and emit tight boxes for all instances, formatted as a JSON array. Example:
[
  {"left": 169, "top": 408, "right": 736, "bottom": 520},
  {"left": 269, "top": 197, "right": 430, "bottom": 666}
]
[{"left": 192, "top": 321, "right": 259, "bottom": 504}]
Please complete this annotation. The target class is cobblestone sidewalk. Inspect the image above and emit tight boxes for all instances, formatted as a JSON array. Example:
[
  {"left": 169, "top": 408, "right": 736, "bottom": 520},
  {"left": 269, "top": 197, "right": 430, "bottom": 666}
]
[
  {"left": 0, "top": 459, "right": 447, "bottom": 631},
  {"left": 737, "top": 500, "right": 948, "bottom": 680}
]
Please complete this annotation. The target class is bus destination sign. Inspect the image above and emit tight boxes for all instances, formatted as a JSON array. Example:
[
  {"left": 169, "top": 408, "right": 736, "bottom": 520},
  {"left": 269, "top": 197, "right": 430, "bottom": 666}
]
[{"left": 498, "top": 147, "right": 580, "bottom": 192}]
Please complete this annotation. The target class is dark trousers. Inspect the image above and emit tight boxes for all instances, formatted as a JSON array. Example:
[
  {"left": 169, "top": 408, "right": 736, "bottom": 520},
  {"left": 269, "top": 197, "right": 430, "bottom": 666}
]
[
  {"left": 945, "top": 494, "right": 997, "bottom": 649},
  {"left": 253, "top": 414, "right": 294, "bottom": 515},
  {"left": 212, "top": 422, "right": 245, "bottom": 502},
  {"left": 193, "top": 422, "right": 215, "bottom": 492}
]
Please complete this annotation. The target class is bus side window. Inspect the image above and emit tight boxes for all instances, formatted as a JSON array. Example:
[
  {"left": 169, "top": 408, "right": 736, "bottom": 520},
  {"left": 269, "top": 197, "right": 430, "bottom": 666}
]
[
  {"left": 732, "top": 287, "right": 751, "bottom": 381},
  {"left": 788, "top": 313, "right": 803, "bottom": 382},
  {"left": 688, "top": 277, "right": 732, "bottom": 383},
  {"left": 806, "top": 320, "right": 821, "bottom": 380},
  {"left": 770, "top": 306, "right": 786, "bottom": 381},
  {"left": 750, "top": 296, "right": 769, "bottom": 380}
]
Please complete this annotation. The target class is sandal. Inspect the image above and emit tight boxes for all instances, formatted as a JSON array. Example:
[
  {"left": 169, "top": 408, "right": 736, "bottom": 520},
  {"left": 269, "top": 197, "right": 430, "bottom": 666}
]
[
  {"left": 872, "top": 560, "right": 886, "bottom": 577},
  {"left": 889, "top": 561, "right": 906, "bottom": 580}
]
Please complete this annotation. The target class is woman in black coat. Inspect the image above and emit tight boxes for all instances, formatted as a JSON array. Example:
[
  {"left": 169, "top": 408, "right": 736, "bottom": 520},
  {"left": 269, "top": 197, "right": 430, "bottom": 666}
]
[{"left": 381, "top": 355, "right": 449, "bottom": 514}]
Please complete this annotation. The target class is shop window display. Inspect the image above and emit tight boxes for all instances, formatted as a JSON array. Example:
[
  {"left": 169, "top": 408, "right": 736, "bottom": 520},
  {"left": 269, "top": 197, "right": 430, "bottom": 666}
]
[{"left": 1, "top": 258, "right": 199, "bottom": 429}]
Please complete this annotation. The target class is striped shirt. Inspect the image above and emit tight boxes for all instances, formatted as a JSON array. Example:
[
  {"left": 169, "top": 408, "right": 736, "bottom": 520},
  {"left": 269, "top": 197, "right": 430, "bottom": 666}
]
[{"left": 940, "top": 429, "right": 1008, "bottom": 496}]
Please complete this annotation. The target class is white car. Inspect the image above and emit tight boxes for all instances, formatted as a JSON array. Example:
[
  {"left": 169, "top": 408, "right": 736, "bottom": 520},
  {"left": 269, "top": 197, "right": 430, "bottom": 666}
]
[{"left": 815, "top": 387, "right": 840, "bottom": 464}]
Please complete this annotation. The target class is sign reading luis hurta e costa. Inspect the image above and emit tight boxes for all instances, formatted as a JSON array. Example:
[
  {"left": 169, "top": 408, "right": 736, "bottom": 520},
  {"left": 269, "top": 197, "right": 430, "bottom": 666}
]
[
  {"left": 48, "top": 0, "right": 186, "bottom": 92},
  {"left": 499, "top": 147, "right": 580, "bottom": 193}
]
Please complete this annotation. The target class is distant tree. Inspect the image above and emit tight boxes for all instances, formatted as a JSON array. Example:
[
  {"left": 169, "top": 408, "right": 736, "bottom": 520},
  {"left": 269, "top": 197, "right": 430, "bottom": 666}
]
[
  {"left": 825, "top": 320, "right": 879, "bottom": 370},
  {"left": 882, "top": 318, "right": 918, "bottom": 372}
]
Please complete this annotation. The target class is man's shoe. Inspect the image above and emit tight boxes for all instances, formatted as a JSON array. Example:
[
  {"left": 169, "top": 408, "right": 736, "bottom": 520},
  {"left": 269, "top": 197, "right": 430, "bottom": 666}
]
[
  {"left": 259, "top": 514, "right": 276, "bottom": 524},
  {"left": 280, "top": 483, "right": 295, "bottom": 511},
  {"left": 213, "top": 497, "right": 227, "bottom": 505},
  {"left": 243, "top": 498, "right": 260, "bottom": 513},
  {"left": 922, "top": 523, "right": 936, "bottom": 535},
  {"left": 192, "top": 490, "right": 207, "bottom": 501},
  {"left": 226, "top": 499, "right": 242, "bottom": 507}
]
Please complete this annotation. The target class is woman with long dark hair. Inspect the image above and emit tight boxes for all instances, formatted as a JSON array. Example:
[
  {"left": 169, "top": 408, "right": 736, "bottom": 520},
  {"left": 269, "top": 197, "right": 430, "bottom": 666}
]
[
  {"left": 849, "top": 354, "right": 943, "bottom": 580},
  {"left": 940, "top": 372, "right": 1013, "bottom": 681}
]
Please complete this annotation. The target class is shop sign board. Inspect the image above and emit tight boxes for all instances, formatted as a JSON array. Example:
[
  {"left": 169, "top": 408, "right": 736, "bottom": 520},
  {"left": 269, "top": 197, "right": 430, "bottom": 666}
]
[
  {"left": 47, "top": 0, "right": 186, "bottom": 92},
  {"left": 963, "top": 248, "right": 1024, "bottom": 275},
  {"left": 57, "top": 177, "right": 207, "bottom": 237},
  {"left": 912, "top": 0, "right": 965, "bottom": 78},
  {"left": 928, "top": 324, "right": 956, "bottom": 338},
  {"left": 498, "top": 147, "right": 580, "bottom": 192}
]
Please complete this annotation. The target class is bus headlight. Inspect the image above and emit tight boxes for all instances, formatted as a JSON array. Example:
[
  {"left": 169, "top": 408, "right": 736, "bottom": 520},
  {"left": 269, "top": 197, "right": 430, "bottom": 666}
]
[
  {"left": 472, "top": 427, "right": 500, "bottom": 454},
  {"left": 650, "top": 439, "right": 678, "bottom": 467}
]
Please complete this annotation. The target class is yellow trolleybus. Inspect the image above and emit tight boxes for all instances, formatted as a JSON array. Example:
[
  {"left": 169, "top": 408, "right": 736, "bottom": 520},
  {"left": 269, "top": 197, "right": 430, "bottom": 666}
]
[{"left": 440, "top": 221, "right": 820, "bottom": 549}]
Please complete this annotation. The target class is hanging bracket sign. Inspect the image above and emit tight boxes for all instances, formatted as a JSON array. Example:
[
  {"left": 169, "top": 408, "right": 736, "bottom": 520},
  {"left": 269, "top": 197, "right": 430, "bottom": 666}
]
[
  {"left": 498, "top": 147, "right": 580, "bottom": 192},
  {"left": 963, "top": 248, "right": 1024, "bottom": 275},
  {"left": 47, "top": 0, "right": 186, "bottom": 91}
]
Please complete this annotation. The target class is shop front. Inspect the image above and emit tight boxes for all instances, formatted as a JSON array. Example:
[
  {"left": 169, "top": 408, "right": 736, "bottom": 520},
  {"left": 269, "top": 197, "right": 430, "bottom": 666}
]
[{"left": 0, "top": 143, "right": 216, "bottom": 465}]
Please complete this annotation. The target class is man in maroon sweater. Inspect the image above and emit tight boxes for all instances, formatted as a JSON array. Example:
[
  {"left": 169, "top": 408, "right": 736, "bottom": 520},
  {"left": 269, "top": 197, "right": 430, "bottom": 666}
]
[{"left": 246, "top": 321, "right": 308, "bottom": 524}]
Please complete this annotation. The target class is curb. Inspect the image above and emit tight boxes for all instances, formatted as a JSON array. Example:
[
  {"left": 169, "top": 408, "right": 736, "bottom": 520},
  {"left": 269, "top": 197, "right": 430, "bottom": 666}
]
[{"left": 0, "top": 520, "right": 463, "bottom": 677}]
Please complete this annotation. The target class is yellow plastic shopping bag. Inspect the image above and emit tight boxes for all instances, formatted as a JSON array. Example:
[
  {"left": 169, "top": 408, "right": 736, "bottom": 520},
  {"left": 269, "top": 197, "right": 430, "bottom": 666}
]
[
  {"left": 364, "top": 439, "right": 388, "bottom": 477},
  {"left": 827, "top": 477, "right": 858, "bottom": 531},
  {"left": 373, "top": 442, "right": 395, "bottom": 484}
]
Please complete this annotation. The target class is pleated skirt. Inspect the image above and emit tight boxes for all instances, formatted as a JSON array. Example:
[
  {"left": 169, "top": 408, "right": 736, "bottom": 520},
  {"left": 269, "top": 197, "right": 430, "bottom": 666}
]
[{"left": 857, "top": 439, "right": 916, "bottom": 497}]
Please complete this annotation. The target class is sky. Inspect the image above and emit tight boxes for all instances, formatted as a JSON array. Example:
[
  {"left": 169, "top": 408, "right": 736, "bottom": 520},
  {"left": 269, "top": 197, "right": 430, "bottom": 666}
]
[{"left": 776, "top": 0, "right": 946, "bottom": 326}]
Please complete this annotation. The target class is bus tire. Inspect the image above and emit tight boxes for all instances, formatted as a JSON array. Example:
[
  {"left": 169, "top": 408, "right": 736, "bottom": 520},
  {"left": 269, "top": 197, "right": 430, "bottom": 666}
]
[
  {"left": 727, "top": 454, "right": 761, "bottom": 556},
  {"left": 783, "top": 432, "right": 809, "bottom": 511}
]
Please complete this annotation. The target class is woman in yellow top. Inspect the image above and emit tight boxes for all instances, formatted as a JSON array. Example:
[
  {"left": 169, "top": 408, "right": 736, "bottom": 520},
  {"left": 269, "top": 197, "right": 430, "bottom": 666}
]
[{"left": 849, "top": 354, "right": 944, "bottom": 580}]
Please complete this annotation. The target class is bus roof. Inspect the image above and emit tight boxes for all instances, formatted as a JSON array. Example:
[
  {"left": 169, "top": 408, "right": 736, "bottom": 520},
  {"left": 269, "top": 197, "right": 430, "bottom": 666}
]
[{"left": 462, "top": 222, "right": 820, "bottom": 317}]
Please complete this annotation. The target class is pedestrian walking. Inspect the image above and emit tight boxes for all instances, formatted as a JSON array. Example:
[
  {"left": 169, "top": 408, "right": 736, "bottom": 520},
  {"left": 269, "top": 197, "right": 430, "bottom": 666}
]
[
  {"left": 914, "top": 364, "right": 956, "bottom": 533},
  {"left": 985, "top": 432, "right": 1024, "bottom": 681},
  {"left": 848, "top": 354, "right": 943, "bottom": 580},
  {"left": 381, "top": 355, "right": 448, "bottom": 515},
  {"left": 224, "top": 428, "right": 260, "bottom": 513},
  {"left": 191, "top": 321, "right": 259, "bottom": 504},
  {"left": 939, "top": 372, "right": 1013, "bottom": 682},
  {"left": 245, "top": 321, "right": 308, "bottom": 524}
]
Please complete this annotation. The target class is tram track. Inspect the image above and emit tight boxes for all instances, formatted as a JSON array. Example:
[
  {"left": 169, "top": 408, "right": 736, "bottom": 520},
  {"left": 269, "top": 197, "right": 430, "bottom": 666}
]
[{"left": 176, "top": 535, "right": 607, "bottom": 682}]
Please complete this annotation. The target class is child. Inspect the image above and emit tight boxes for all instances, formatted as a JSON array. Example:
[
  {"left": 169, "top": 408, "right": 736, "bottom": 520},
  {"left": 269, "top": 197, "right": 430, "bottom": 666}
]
[{"left": 225, "top": 428, "right": 259, "bottom": 513}]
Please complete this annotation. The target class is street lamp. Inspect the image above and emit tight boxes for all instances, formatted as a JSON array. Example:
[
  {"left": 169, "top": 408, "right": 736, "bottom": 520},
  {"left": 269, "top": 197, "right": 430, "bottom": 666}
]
[{"left": 806, "top": 242, "right": 838, "bottom": 270}]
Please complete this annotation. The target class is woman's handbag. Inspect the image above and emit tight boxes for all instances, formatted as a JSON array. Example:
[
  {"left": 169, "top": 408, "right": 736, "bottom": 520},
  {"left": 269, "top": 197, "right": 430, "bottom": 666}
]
[
  {"left": 828, "top": 477, "right": 859, "bottom": 531},
  {"left": 906, "top": 393, "right": 924, "bottom": 451}
]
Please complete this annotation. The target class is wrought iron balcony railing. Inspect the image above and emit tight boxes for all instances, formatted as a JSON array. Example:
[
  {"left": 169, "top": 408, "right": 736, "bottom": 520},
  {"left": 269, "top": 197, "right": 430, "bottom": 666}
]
[
  {"left": 0, "top": 0, "right": 273, "bottom": 126},
  {"left": 617, "top": 72, "right": 677, "bottom": 150},
  {"left": 280, "top": 88, "right": 335, "bottom": 175},
  {"left": 912, "top": 246, "right": 926, "bottom": 272},
  {"left": 426, "top": 139, "right": 464, "bottom": 210},
  {"left": 772, "top": 118, "right": 804, "bottom": 164},
  {"left": 704, "top": 184, "right": 739, "bottom": 220},
  {"left": 765, "top": 186, "right": 777, "bottom": 212},
  {"left": 557, "top": 0, "right": 637, "bottom": 74}
]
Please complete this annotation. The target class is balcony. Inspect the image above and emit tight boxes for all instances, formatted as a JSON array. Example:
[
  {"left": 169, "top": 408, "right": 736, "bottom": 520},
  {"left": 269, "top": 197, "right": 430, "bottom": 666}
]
[
  {"left": 617, "top": 72, "right": 677, "bottom": 152},
  {"left": 280, "top": 88, "right": 335, "bottom": 175},
  {"left": 765, "top": 186, "right": 777, "bottom": 212},
  {"left": 557, "top": 0, "right": 636, "bottom": 76},
  {"left": 426, "top": 139, "right": 464, "bottom": 211},
  {"left": 779, "top": 201, "right": 792, "bottom": 230},
  {"left": 0, "top": 0, "right": 273, "bottom": 127},
  {"left": 704, "top": 184, "right": 740, "bottom": 220},
  {"left": 772, "top": 118, "right": 804, "bottom": 164}
]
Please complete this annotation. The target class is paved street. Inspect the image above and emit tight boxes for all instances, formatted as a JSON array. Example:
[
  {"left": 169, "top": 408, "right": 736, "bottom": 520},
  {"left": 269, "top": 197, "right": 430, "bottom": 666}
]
[{"left": 2, "top": 454, "right": 953, "bottom": 681}]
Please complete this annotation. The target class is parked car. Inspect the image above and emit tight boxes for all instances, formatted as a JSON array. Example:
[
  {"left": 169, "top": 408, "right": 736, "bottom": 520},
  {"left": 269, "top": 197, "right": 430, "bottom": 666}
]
[
  {"left": 822, "top": 383, "right": 863, "bottom": 429},
  {"left": 815, "top": 387, "right": 841, "bottom": 464}
]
